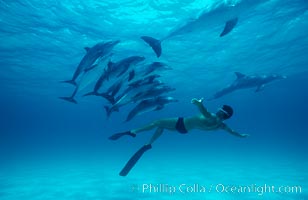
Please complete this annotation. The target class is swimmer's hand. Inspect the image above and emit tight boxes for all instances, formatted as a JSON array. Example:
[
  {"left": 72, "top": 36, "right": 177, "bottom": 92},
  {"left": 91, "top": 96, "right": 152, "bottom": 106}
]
[{"left": 191, "top": 98, "right": 204, "bottom": 106}]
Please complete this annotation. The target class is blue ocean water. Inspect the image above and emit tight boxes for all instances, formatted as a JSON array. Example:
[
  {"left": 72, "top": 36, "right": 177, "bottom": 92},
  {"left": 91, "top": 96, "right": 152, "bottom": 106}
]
[{"left": 0, "top": 0, "right": 307, "bottom": 199}]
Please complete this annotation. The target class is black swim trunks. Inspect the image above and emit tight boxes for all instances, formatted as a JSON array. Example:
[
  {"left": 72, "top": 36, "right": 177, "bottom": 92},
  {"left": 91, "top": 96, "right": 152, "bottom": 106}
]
[{"left": 175, "top": 117, "right": 188, "bottom": 134}]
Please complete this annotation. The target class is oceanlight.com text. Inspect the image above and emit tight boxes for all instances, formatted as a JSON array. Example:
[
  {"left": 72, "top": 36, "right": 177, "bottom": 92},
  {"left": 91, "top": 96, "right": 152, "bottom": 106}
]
[{"left": 132, "top": 183, "right": 302, "bottom": 196}]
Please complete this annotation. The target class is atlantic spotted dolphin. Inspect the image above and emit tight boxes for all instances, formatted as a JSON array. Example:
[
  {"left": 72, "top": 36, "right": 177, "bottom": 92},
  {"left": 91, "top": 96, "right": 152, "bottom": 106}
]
[
  {"left": 208, "top": 72, "right": 287, "bottom": 100},
  {"left": 126, "top": 96, "right": 178, "bottom": 122},
  {"left": 59, "top": 58, "right": 110, "bottom": 104},
  {"left": 84, "top": 56, "right": 145, "bottom": 97},
  {"left": 62, "top": 40, "right": 120, "bottom": 86},
  {"left": 104, "top": 78, "right": 163, "bottom": 117},
  {"left": 141, "top": 0, "right": 268, "bottom": 57}
]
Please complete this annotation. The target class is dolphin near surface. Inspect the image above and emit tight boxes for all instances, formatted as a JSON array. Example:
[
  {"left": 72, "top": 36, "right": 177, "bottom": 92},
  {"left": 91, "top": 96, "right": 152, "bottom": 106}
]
[
  {"left": 208, "top": 72, "right": 287, "bottom": 100},
  {"left": 141, "top": 15, "right": 239, "bottom": 57},
  {"left": 141, "top": 0, "right": 269, "bottom": 57}
]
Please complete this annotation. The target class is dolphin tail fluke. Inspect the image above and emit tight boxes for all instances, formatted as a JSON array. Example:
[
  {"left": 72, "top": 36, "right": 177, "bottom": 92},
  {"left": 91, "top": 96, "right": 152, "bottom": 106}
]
[
  {"left": 100, "top": 93, "right": 116, "bottom": 104},
  {"left": 61, "top": 80, "right": 77, "bottom": 86},
  {"left": 59, "top": 96, "right": 77, "bottom": 104},
  {"left": 141, "top": 36, "right": 162, "bottom": 58},
  {"left": 119, "top": 144, "right": 152, "bottom": 176},
  {"left": 104, "top": 106, "right": 111, "bottom": 117},
  {"left": 220, "top": 17, "right": 238, "bottom": 37}
]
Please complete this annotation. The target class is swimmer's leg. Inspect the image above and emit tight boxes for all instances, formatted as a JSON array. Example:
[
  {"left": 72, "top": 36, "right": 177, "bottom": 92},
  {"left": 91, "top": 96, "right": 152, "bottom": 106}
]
[
  {"left": 109, "top": 118, "right": 176, "bottom": 140},
  {"left": 119, "top": 128, "right": 163, "bottom": 176}
]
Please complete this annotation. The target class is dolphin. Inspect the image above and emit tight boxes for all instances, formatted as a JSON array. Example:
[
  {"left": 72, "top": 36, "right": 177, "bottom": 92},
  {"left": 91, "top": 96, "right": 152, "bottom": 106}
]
[
  {"left": 104, "top": 79, "right": 163, "bottom": 117},
  {"left": 141, "top": 0, "right": 268, "bottom": 57},
  {"left": 209, "top": 72, "right": 287, "bottom": 100},
  {"left": 62, "top": 40, "right": 120, "bottom": 86},
  {"left": 140, "top": 62, "right": 172, "bottom": 77},
  {"left": 128, "top": 74, "right": 161, "bottom": 88},
  {"left": 59, "top": 57, "right": 110, "bottom": 104},
  {"left": 98, "top": 79, "right": 124, "bottom": 104},
  {"left": 83, "top": 56, "right": 145, "bottom": 97},
  {"left": 132, "top": 86, "right": 176, "bottom": 102},
  {"left": 126, "top": 96, "right": 178, "bottom": 122}
]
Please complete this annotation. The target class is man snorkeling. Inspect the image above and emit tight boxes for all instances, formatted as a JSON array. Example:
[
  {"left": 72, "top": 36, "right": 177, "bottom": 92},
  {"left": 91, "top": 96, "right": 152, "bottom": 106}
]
[{"left": 109, "top": 98, "right": 249, "bottom": 176}]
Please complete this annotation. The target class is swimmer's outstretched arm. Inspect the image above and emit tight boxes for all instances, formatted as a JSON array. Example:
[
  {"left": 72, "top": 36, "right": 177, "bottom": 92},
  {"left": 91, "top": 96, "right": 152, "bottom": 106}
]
[
  {"left": 221, "top": 124, "right": 249, "bottom": 138},
  {"left": 191, "top": 98, "right": 212, "bottom": 118}
]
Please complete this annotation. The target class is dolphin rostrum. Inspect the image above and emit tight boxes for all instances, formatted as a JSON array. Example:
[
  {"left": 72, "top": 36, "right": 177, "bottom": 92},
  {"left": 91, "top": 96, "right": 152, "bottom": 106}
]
[{"left": 209, "top": 72, "right": 287, "bottom": 100}]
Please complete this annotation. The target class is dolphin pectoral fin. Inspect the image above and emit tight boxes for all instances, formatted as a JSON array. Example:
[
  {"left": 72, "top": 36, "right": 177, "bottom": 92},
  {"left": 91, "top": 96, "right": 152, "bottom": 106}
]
[
  {"left": 100, "top": 93, "right": 116, "bottom": 104},
  {"left": 104, "top": 106, "right": 112, "bottom": 117},
  {"left": 235, "top": 72, "right": 245, "bottom": 79},
  {"left": 155, "top": 105, "right": 164, "bottom": 111},
  {"left": 60, "top": 80, "right": 77, "bottom": 86},
  {"left": 141, "top": 36, "right": 162, "bottom": 57},
  {"left": 84, "top": 47, "right": 90, "bottom": 52},
  {"left": 84, "top": 64, "right": 97, "bottom": 73},
  {"left": 59, "top": 96, "right": 77, "bottom": 104},
  {"left": 255, "top": 84, "right": 265, "bottom": 92},
  {"left": 128, "top": 70, "right": 135, "bottom": 81},
  {"left": 220, "top": 17, "right": 238, "bottom": 37}
]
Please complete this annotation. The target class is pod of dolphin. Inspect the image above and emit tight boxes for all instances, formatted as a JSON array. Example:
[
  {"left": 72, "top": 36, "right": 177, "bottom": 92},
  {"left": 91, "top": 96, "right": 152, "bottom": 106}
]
[
  {"left": 60, "top": 40, "right": 178, "bottom": 121},
  {"left": 60, "top": 5, "right": 286, "bottom": 121}
]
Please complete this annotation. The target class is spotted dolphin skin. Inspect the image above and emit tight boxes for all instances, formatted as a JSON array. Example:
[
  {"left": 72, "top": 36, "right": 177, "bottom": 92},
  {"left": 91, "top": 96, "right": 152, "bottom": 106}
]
[
  {"left": 62, "top": 40, "right": 120, "bottom": 86},
  {"left": 83, "top": 55, "right": 145, "bottom": 97},
  {"left": 126, "top": 96, "right": 178, "bottom": 122},
  {"left": 209, "top": 72, "right": 287, "bottom": 100}
]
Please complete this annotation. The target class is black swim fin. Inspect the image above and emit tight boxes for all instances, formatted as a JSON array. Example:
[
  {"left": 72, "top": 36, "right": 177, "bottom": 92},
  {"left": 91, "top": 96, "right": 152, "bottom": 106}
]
[
  {"left": 108, "top": 131, "right": 136, "bottom": 140},
  {"left": 141, "top": 36, "right": 162, "bottom": 57},
  {"left": 119, "top": 144, "right": 152, "bottom": 176}
]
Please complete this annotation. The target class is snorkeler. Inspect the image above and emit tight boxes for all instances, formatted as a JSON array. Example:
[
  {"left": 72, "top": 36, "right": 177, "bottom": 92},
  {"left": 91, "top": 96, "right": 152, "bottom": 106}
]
[{"left": 109, "top": 98, "right": 249, "bottom": 176}]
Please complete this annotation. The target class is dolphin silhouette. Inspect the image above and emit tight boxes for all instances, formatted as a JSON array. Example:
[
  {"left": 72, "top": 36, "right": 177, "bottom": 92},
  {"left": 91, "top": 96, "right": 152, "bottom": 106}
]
[
  {"left": 126, "top": 96, "right": 178, "bottom": 122},
  {"left": 84, "top": 56, "right": 145, "bottom": 97},
  {"left": 209, "top": 72, "right": 287, "bottom": 100},
  {"left": 104, "top": 76, "right": 163, "bottom": 117},
  {"left": 141, "top": 0, "right": 269, "bottom": 57},
  {"left": 62, "top": 40, "right": 120, "bottom": 86},
  {"left": 59, "top": 57, "right": 110, "bottom": 104}
]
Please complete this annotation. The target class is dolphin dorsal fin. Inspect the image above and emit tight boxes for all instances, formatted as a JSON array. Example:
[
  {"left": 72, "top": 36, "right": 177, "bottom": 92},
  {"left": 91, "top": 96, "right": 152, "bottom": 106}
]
[
  {"left": 235, "top": 72, "right": 245, "bottom": 79},
  {"left": 84, "top": 47, "right": 90, "bottom": 52}
]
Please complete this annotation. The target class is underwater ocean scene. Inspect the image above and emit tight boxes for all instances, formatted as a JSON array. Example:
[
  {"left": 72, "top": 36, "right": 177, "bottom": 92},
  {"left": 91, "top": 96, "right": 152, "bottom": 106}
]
[{"left": 1, "top": 0, "right": 308, "bottom": 199}]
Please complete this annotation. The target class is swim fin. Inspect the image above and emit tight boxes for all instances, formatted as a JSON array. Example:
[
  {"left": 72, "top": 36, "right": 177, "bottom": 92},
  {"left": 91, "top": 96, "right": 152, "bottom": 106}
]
[
  {"left": 119, "top": 144, "right": 152, "bottom": 176},
  {"left": 108, "top": 131, "right": 136, "bottom": 140}
]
